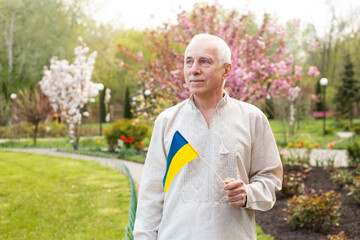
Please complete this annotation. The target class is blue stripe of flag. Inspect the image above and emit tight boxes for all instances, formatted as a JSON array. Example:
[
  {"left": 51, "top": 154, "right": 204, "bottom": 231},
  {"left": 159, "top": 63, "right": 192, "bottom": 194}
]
[{"left": 163, "top": 131, "right": 188, "bottom": 187}]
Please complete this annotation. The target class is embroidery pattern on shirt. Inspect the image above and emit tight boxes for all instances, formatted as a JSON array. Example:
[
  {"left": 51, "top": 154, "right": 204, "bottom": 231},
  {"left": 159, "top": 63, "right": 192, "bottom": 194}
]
[{"left": 180, "top": 105, "right": 239, "bottom": 203}]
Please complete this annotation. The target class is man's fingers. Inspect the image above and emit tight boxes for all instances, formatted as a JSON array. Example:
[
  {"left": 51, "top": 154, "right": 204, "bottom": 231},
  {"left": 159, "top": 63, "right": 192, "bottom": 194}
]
[
  {"left": 224, "top": 180, "right": 243, "bottom": 190},
  {"left": 226, "top": 187, "right": 246, "bottom": 197},
  {"left": 227, "top": 193, "right": 246, "bottom": 202},
  {"left": 224, "top": 177, "right": 235, "bottom": 185},
  {"left": 228, "top": 199, "right": 246, "bottom": 207}
]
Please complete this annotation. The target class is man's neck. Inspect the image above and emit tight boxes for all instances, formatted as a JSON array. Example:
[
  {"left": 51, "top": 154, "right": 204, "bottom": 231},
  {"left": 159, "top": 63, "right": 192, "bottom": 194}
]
[
  {"left": 193, "top": 93, "right": 223, "bottom": 111},
  {"left": 192, "top": 91, "right": 225, "bottom": 126}
]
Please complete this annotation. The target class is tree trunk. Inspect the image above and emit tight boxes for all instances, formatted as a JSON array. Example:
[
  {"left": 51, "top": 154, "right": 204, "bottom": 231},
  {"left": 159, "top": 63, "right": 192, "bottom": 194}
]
[
  {"left": 72, "top": 123, "right": 81, "bottom": 150},
  {"left": 354, "top": 102, "right": 359, "bottom": 118},
  {"left": 33, "top": 123, "right": 38, "bottom": 145},
  {"left": 4, "top": 11, "right": 16, "bottom": 84},
  {"left": 349, "top": 102, "right": 353, "bottom": 128}
]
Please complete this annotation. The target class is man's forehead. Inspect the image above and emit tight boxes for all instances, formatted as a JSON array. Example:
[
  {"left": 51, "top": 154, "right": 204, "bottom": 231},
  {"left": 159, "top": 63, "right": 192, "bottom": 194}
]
[
  {"left": 185, "top": 54, "right": 213, "bottom": 59},
  {"left": 185, "top": 43, "right": 217, "bottom": 59}
]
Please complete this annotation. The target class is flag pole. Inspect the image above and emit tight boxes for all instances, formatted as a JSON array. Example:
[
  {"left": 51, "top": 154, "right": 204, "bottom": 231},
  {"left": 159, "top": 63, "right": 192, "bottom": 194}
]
[{"left": 199, "top": 155, "right": 224, "bottom": 182}]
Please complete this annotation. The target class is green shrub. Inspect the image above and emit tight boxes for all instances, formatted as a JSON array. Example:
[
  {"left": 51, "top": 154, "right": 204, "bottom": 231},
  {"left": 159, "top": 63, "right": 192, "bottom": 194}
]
[
  {"left": 346, "top": 143, "right": 360, "bottom": 168},
  {"left": 276, "top": 140, "right": 287, "bottom": 148},
  {"left": 330, "top": 169, "right": 354, "bottom": 189},
  {"left": 343, "top": 123, "right": 350, "bottom": 131},
  {"left": 325, "top": 126, "right": 333, "bottom": 135},
  {"left": 284, "top": 190, "right": 342, "bottom": 232},
  {"left": 38, "top": 121, "right": 67, "bottom": 137},
  {"left": 104, "top": 119, "right": 150, "bottom": 151},
  {"left": 281, "top": 170, "right": 308, "bottom": 196},
  {"left": 0, "top": 121, "right": 67, "bottom": 139},
  {"left": 118, "top": 148, "right": 146, "bottom": 163},
  {"left": 8, "top": 122, "right": 33, "bottom": 138},
  {"left": 353, "top": 126, "right": 360, "bottom": 135},
  {"left": 0, "top": 126, "right": 8, "bottom": 138}
]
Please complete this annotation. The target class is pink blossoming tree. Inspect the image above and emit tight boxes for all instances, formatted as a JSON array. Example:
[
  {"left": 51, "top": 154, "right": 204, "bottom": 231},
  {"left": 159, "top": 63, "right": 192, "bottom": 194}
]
[{"left": 119, "top": 3, "right": 319, "bottom": 122}]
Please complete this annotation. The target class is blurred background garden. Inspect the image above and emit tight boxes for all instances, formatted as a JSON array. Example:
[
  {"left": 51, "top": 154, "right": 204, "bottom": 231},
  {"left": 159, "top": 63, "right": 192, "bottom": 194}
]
[{"left": 1, "top": 0, "right": 360, "bottom": 239}]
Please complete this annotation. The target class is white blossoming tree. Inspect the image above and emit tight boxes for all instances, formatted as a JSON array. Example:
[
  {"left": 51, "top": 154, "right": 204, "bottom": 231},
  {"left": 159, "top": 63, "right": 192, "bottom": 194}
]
[{"left": 39, "top": 38, "right": 99, "bottom": 150}]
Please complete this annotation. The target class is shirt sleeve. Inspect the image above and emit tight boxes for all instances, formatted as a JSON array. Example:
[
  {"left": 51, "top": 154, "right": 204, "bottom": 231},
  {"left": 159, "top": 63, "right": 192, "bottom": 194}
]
[
  {"left": 133, "top": 116, "right": 167, "bottom": 239},
  {"left": 243, "top": 111, "right": 283, "bottom": 211}
]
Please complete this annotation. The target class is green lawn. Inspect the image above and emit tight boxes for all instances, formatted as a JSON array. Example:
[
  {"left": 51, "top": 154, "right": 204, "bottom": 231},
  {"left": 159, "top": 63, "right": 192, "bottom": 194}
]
[
  {"left": 82, "top": 122, "right": 112, "bottom": 130},
  {"left": 0, "top": 136, "right": 108, "bottom": 149},
  {"left": 269, "top": 118, "right": 360, "bottom": 149},
  {"left": 257, "top": 226, "right": 274, "bottom": 240},
  {"left": 0, "top": 151, "right": 130, "bottom": 239}
]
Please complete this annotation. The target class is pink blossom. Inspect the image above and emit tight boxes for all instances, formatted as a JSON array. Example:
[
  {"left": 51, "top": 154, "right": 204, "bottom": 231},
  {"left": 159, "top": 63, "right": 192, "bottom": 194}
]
[
  {"left": 307, "top": 66, "right": 320, "bottom": 77},
  {"left": 311, "top": 94, "right": 321, "bottom": 103},
  {"left": 256, "top": 40, "right": 266, "bottom": 50},
  {"left": 119, "top": 3, "right": 318, "bottom": 121},
  {"left": 294, "top": 65, "right": 302, "bottom": 76},
  {"left": 294, "top": 19, "right": 301, "bottom": 27},
  {"left": 309, "top": 41, "right": 319, "bottom": 52},
  {"left": 137, "top": 52, "right": 143, "bottom": 58},
  {"left": 288, "top": 86, "right": 301, "bottom": 98}
]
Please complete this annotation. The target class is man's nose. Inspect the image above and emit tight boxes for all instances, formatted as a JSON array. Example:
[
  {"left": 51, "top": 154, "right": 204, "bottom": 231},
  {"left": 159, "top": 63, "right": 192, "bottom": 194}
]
[{"left": 190, "top": 62, "right": 201, "bottom": 75}]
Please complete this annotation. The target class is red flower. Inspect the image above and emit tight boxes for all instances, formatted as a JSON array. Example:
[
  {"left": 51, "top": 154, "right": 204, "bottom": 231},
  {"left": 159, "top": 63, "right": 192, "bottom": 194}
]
[
  {"left": 138, "top": 142, "right": 143, "bottom": 145},
  {"left": 128, "top": 137, "right": 134, "bottom": 143},
  {"left": 121, "top": 135, "right": 126, "bottom": 141},
  {"left": 328, "top": 142, "right": 334, "bottom": 148},
  {"left": 314, "top": 142, "right": 319, "bottom": 148}
]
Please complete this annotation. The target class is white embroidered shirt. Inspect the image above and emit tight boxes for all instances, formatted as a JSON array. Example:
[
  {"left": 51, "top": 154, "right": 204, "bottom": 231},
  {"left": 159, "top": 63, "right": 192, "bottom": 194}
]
[{"left": 133, "top": 93, "right": 283, "bottom": 240}]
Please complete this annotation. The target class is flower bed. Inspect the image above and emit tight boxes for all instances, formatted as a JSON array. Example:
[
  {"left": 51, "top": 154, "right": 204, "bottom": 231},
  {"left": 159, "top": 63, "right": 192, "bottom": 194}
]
[{"left": 256, "top": 166, "right": 360, "bottom": 239}]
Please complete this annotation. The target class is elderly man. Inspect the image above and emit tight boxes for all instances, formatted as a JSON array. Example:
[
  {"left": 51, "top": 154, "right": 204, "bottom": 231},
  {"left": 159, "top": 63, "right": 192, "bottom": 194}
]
[{"left": 133, "top": 33, "right": 283, "bottom": 240}]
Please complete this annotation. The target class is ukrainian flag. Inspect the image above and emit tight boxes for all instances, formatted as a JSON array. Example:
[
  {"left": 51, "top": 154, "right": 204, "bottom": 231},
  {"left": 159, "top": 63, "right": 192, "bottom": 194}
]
[{"left": 163, "top": 131, "right": 199, "bottom": 193}]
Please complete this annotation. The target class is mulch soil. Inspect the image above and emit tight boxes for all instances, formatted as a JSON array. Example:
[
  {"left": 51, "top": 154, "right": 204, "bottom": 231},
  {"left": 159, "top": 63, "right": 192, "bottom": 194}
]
[{"left": 256, "top": 166, "right": 360, "bottom": 240}]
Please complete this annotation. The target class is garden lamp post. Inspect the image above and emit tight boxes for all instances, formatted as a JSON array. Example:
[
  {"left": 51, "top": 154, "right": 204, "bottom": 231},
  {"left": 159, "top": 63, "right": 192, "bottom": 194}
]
[
  {"left": 10, "top": 93, "right": 17, "bottom": 127},
  {"left": 144, "top": 89, "right": 151, "bottom": 97},
  {"left": 320, "top": 77, "right": 328, "bottom": 136},
  {"left": 96, "top": 83, "right": 104, "bottom": 136},
  {"left": 144, "top": 89, "right": 151, "bottom": 118}
]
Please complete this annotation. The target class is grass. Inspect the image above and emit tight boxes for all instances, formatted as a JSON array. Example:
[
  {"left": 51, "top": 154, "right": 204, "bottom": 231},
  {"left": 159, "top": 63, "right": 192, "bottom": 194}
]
[
  {"left": 0, "top": 137, "right": 147, "bottom": 163},
  {"left": 0, "top": 136, "right": 107, "bottom": 149},
  {"left": 269, "top": 118, "right": 360, "bottom": 149},
  {"left": 257, "top": 226, "right": 275, "bottom": 240},
  {"left": 0, "top": 146, "right": 274, "bottom": 239},
  {"left": 0, "top": 151, "right": 130, "bottom": 239},
  {"left": 81, "top": 122, "right": 112, "bottom": 130}
]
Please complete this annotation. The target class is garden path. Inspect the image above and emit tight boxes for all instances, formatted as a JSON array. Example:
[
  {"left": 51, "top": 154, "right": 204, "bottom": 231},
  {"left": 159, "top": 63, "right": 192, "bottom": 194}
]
[
  {"left": 279, "top": 148, "right": 348, "bottom": 167},
  {"left": 333, "top": 131, "right": 355, "bottom": 145}
]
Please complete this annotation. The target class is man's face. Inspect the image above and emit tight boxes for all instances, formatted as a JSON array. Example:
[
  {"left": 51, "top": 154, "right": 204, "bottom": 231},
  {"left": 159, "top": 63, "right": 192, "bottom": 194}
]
[{"left": 184, "top": 39, "right": 229, "bottom": 98}]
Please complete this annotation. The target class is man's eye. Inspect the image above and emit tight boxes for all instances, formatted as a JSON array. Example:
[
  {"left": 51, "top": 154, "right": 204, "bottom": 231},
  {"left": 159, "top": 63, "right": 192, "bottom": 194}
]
[
  {"left": 186, "top": 60, "right": 193, "bottom": 65},
  {"left": 201, "top": 59, "right": 210, "bottom": 64}
]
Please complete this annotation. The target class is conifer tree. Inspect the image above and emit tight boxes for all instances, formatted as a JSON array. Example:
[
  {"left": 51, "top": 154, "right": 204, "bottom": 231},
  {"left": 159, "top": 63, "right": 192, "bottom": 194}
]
[
  {"left": 333, "top": 54, "right": 359, "bottom": 127},
  {"left": 124, "top": 86, "right": 133, "bottom": 119}
]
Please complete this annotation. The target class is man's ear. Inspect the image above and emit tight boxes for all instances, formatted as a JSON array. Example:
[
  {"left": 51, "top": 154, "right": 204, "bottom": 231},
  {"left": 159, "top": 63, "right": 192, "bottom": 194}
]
[{"left": 223, "top": 63, "right": 232, "bottom": 80}]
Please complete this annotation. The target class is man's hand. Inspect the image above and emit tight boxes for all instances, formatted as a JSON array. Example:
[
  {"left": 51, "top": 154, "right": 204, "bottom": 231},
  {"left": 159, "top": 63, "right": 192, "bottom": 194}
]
[{"left": 223, "top": 177, "right": 247, "bottom": 207}]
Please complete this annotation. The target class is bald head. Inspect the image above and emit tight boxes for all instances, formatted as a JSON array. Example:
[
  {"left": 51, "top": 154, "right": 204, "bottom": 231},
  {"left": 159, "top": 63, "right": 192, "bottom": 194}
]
[{"left": 185, "top": 34, "right": 231, "bottom": 66}]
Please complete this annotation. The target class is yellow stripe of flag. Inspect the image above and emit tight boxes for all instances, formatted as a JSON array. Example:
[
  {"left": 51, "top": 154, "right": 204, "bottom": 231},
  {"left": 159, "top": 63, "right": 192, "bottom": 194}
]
[{"left": 163, "top": 131, "right": 199, "bottom": 193}]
